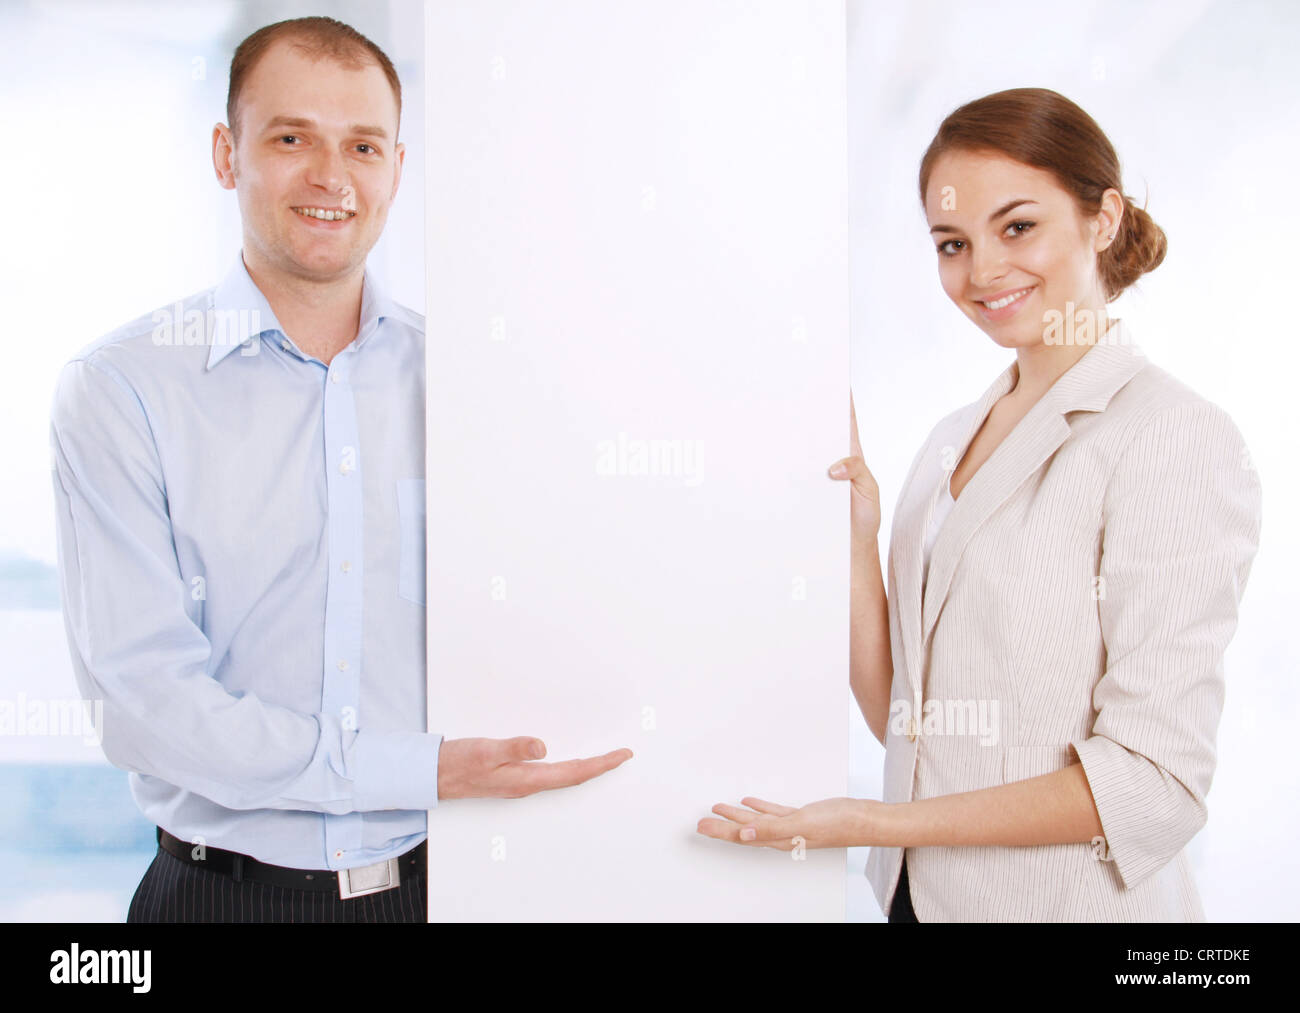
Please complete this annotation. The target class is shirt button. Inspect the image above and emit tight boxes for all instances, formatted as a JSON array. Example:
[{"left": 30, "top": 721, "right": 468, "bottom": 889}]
[
  {"left": 330, "top": 372, "right": 341, "bottom": 384},
  {"left": 340, "top": 462, "right": 352, "bottom": 475},
  {"left": 337, "top": 659, "right": 349, "bottom": 671},
  {"left": 281, "top": 340, "right": 290, "bottom": 352},
  {"left": 340, "top": 560, "right": 352, "bottom": 573}
]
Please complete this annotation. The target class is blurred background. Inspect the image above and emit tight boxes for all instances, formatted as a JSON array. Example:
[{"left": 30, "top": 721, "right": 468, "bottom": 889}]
[
  {"left": 0, "top": 0, "right": 423, "bottom": 921},
  {"left": 846, "top": 0, "right": 1300, "bottom": 920}
]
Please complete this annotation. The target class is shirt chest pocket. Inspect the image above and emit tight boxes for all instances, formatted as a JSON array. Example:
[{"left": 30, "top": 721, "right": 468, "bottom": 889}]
[{"left": 396, "top": 478, "right": 426, "bottom": 606}]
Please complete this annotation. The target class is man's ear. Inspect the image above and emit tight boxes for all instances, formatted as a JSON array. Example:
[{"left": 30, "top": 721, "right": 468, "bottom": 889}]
[
  {"left": 390, "top": 141, "right": 405, "bottom": 201},
  {"left": 212, "top": 122, "right": 237, "bottom": 191}
]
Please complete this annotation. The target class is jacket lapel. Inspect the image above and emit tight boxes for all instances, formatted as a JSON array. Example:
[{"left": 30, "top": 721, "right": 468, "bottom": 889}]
[
  {"left": 914, "top": 322, "right": 1148, "bottom": 655},
  {"left": 893, "top": 360, "right": 1015, "bottom": 703}
]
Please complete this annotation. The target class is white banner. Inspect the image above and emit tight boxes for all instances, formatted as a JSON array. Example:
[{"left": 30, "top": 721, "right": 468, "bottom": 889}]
[{"left": 424, "top": 0, "right": 849, "bottom": 921}]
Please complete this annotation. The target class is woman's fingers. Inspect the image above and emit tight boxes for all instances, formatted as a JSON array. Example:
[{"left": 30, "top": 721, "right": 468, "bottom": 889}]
[
  {"left": 708, "top": 799, "right": 798, "bottom": 823},
  {"left": 695, "top": 816, "right": 739, "bottom": 841},
  {"left": 831, "top": 393, "right": 867, "bottom": 477},
  {"left": 828, "top": 456, "right": 857, "bottom": 479},
  {"left": 850, "top": 392, "right": 864, "bottom": 459},
  {"left": 697, "top": 815, "right": 762, "bottom": 841},
  {"left": 738, "top": 817, "right": 788, "bottom": 844},
  {"left": 697, "top": 812, "right": 799, "bottom": 849},
  {"left": 828, "top": 455, "right": 872, "bottom": 485},
  {"left": 829, "top": 454, "right": 880, "bottom": 500},
  {"left": 711, "top": 802, "right": 761, "bottom": 824},
  {"left": 740, "top": 796, "right": 797, "bottom": 816}
]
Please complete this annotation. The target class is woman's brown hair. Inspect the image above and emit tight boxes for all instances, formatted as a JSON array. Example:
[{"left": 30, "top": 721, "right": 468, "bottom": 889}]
[{"left": 918, "top": 87, "right": 1166, "bottom": 302}]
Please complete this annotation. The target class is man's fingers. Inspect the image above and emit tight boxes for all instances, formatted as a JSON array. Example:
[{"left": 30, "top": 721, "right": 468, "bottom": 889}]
[
  {"left": 497, "top": 736, "right": 546, "bottom": 764},
  {"left": 508, "top": 748, "right": 633, "bottom": 796}
]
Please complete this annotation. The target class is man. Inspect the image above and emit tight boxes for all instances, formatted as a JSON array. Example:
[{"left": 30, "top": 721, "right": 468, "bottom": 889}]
[{"left": 49, "top": 16, "right": 631, "bottom": 924}]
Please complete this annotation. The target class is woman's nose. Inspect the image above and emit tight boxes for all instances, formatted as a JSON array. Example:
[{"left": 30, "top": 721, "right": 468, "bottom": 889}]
[{"left": 968, "top": 244, "right": 1007, "bottom": 288}]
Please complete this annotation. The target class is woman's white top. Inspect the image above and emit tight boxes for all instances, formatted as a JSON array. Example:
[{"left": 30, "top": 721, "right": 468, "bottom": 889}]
[{"left": 921, "top": 470, "right": 956, "bottom": 590}]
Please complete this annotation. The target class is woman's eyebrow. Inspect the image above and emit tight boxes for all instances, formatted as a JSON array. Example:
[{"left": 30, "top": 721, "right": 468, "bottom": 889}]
[
  {"left": 988, "top": 197, "right": 1038, "bottom": 221},
  {"left": 930, "top": 198, "right": 1040, "bottom": 234}
]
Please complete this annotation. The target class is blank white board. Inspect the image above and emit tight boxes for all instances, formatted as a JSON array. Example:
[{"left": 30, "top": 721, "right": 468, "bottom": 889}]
[{"left": 424, "top": 0, "right": 849, "bottom": 921}]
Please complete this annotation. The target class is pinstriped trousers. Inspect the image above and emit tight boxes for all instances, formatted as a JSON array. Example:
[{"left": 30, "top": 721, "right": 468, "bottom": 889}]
[{"left": 126, "top": 845, "right": 427, "bottom": 923}]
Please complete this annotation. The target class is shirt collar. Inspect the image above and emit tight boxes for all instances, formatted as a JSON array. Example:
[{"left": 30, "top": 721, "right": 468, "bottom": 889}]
[{"left": 206, "top": 253, "right": 398, "bottom": 370}]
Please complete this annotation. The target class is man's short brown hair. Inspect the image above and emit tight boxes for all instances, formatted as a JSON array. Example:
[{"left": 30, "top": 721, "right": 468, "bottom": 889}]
[{"left": 227, "top": 16, "right": 402, "bottom": 138}]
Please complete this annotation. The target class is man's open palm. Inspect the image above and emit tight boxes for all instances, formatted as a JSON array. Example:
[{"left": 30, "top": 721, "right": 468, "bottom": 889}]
[{"left": 437, "top": 737, "right": 633, "bottom": 800}]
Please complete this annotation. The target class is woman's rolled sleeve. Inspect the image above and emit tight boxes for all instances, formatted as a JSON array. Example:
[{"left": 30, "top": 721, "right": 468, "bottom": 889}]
[{"left": 1068, "top": 398, "right": 1261, "bottom": 890}]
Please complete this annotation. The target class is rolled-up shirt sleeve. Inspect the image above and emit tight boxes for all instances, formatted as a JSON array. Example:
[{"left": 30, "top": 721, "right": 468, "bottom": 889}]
[
  {"left": 1069, "top": 398, "right": 1262, "bottom": 890},
  {"left": 50, "top": 356, "right": 442, "bottom": 814}
]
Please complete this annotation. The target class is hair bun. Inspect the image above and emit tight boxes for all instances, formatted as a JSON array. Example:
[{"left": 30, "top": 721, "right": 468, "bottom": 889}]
[{"left": 1101, "top": 196, "right": 1167, "bottom": 300}]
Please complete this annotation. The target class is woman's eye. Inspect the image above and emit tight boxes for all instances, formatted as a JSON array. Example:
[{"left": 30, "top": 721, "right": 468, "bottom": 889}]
[
  {"left": 937, "top": 239, "right": 965, "bottom": 256},
  {"left": 1005, "top": 219, "right": 1035, "bottom": 237}
]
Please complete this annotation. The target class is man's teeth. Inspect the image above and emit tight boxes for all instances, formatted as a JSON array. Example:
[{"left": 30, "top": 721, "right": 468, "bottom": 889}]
[
  {"left": 293, "top": 207, "right": 356, "bottom": 221},
  {"left": 984, "top": 288, "right": 1032, "bottom": 310}
]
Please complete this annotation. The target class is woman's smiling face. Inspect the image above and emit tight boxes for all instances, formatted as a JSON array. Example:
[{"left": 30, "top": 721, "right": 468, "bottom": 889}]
[{"left": 924, "top": 149, "right": 1114, "bottom": 350}]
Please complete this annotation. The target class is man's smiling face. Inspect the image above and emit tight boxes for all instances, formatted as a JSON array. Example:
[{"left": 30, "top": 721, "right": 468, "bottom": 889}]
[{"left": 215, "top": 38, "right": 403, "bottom": 285}]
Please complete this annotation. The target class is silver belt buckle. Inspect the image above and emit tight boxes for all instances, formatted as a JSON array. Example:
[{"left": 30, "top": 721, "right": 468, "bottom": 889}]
[{"left": 338, "top": 857, "right": 402, "bottom": 900}]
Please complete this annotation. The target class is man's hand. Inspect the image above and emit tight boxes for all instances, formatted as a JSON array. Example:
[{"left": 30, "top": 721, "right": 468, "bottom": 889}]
[{"left": 437, "top": 737, "right": 633, "bottom": 800}]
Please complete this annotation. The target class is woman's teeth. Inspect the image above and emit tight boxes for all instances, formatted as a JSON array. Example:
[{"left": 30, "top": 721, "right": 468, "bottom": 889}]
[
  {"left": 293, "top": 207, "right": 356, "bottom": 221},
  {"left": 983, "top": 287, "right": 1032, "bottom": 310}
]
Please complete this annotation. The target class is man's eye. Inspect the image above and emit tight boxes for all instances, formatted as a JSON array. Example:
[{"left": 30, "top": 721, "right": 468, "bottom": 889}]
[
  {"left": 278, "top": 135, "right": 300, "bottom": 145},
  {"left": 937, "top": 239, "right": 964, "bottom": 256},
  {"left": 356, "top": 144, "right": 374, "bottom": 154}
]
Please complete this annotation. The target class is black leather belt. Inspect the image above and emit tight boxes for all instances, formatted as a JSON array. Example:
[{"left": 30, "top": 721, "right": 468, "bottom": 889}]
[{"left": 156, "top": 826, "right": 426, "bottom": 900}]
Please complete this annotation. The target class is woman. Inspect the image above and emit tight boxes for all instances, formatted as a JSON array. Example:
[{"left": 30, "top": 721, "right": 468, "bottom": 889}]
[{"left": 696, "top": 88, "right": 1263, "bottom": 921}]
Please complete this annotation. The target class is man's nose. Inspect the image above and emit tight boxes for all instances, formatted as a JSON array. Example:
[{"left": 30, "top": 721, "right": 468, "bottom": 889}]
[{"left": 306, "top": 147, "right": 350, "bottom": 196}]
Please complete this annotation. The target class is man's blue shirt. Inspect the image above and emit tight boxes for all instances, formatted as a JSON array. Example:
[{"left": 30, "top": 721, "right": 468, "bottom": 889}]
[{"left": 49, "top": 253, "right": 439, "bottom": 870}]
